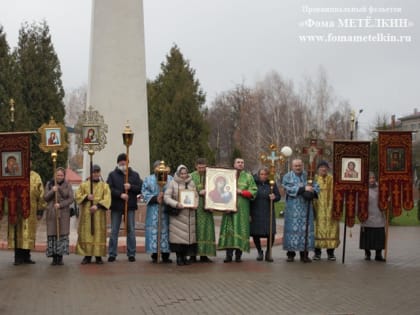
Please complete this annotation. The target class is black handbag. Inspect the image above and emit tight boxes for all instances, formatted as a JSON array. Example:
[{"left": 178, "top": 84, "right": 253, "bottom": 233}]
[{"left": 165, "top": 204, "right": 180, "bottom": 216}]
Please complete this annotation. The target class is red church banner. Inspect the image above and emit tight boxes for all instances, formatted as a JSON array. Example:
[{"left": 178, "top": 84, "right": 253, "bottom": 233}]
[
  {"left": 378, "top": 131, "right": 413, "bottom": 216},
  {"left": 0, "top": 132, "right": 32, "bottom": 225},
  {"left": 333, "top": 141, "right": 370, "bottom": 227}
]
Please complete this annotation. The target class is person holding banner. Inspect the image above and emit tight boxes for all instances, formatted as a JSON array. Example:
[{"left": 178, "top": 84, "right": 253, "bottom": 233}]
[
  {"left": 313, "top": 160, "right": 340, "bottom": 261},
  {"left": 107, "top": 153, "right": 142, "bottom": 262},
  {"left": 8, "top": 162, "right": 46, "bottom": 265},
  {"left": 75, "top": 164, "right": 111, "bottom": 264},
  {"left": 359, "top": 172, "right": 386, "bottom": 262},
  {"left": 43, "top": 167, "right": 74, "bottom": 265}
]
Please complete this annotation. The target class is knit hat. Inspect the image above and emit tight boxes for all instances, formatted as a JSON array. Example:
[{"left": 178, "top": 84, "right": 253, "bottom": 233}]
[
  {"left": 317, "top": 160, "right": 329, "bottom": 169},
  {"left": 117, "top": 153, "right": 127, "bottom": 163}
]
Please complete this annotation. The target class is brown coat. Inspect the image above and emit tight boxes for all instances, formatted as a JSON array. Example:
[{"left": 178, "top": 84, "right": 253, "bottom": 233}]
[
  {"left": 164, "top": 173, "right": 197, "bottom": 245},
  {"left": 44, "top": 180, "right": 74, "bottom": 236}
]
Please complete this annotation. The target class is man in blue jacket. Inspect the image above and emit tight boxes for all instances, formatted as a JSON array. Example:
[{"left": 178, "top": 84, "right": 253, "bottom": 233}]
[{"left": 107, "top": 153, "right": 142, "bottom": 262}]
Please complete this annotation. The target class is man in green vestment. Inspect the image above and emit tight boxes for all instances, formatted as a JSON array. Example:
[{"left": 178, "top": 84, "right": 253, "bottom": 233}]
[
  {"left": 313, "top": 160, "right": 340, "bottom": 261},
  {"left": 218, "top": 158, "right": 257, "bottom": 262},
  {"left": 190, "top": 158, "right": 216, "bottom": 262}
]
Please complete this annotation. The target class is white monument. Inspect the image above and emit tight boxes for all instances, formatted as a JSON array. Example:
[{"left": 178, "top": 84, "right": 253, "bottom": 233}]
[{"left": 86, "top": 0, "right": 150, "bottom": 178}]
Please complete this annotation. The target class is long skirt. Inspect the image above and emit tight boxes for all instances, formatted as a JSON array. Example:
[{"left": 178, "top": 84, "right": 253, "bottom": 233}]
[
  {"left": 170, "top": 243, "right": 197, "bottom": 256},
  {"left": 46, "top": 235, "right": 70, "bottom": 256},
  {"left": 359, "top": 226, "right": 385, "bottom": 250}
]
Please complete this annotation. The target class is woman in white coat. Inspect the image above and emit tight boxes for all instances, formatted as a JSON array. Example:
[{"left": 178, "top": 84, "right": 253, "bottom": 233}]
[{"left": 164, "top": 165, "right": 198, "bottom": 266}]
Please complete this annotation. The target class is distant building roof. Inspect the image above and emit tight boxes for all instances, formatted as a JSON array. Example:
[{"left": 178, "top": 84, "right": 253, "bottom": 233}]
[
  {"left": 399, "top": 109, "right": 420, "bottom": 121},
  {"left": 66, "top": 167, "right": 82, "bottom": 184}
]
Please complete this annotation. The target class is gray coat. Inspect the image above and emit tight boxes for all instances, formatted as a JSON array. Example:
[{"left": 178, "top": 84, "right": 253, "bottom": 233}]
[
  {"left": 362, "top": 186, "right": 386, "bottom": 228},
  {"left": 164, "top": 173, "right": 197, "bottom": 245},
  {"left": 44, "top": 180, "right": 74, "bottom": 236}
]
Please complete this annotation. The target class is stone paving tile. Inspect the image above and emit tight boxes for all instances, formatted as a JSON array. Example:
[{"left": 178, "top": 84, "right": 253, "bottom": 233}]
[{"left": 0, "top": 224, "right": 419, "bottom": 315}]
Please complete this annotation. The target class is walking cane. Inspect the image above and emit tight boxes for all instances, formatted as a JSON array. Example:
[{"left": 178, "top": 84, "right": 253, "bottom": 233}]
[
  {"left": 122, "top": 124, "right": 134, "bottom": 237},
  {"left": 155, "top": 161, "right": 170, "bottom": 264}
]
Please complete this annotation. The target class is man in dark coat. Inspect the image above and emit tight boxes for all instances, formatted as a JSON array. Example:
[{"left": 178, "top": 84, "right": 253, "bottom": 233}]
[{"left": 107, "top": 153, "right": 142, "bottom": 262}]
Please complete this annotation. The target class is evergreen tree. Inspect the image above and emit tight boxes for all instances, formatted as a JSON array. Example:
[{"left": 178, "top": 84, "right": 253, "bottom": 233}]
[
  {"left": 148, "top": 45, "right": 213, "bottom": 171},
  {"left": 15, "top": 21, "right": 66, "bottom": 181},
  {"left": 0, "top": 26, "right": 26, "bottom": 131}
]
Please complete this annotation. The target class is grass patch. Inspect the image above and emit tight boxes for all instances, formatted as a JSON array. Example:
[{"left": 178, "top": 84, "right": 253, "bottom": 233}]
[{"left": 390, "top": 207, "right": 420, "bottom": 226}]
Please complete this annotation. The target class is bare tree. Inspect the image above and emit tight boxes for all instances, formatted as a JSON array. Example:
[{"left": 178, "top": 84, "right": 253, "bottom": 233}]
[{"left": 64, "top": 84, "right": 87, "bottom": 127}]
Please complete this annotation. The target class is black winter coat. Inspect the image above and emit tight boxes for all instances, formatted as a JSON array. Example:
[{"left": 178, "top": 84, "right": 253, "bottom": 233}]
[
  {"left": 250, "top": 177, "right": 281, "bottom": 236},
  {"left": 107, "top": 167, "right": 142, "bottom": 211}
]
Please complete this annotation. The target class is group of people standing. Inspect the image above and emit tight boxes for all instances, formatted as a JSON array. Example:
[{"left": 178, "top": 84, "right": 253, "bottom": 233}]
[
  {"left": 8, "top": 154, "right": 386, "bottom": 266},
  {"left": 282, "top": 159, "right": 386, "bottom": 263}
]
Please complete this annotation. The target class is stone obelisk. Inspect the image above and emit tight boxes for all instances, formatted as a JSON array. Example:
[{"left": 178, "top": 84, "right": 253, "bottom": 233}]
[{"left": 86, "top": 0, "right": 150, "bottom": 178}]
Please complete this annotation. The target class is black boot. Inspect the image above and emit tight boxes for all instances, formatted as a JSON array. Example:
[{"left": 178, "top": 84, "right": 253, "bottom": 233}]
[
  {"left": 183, "top": 255, "right": 191, "bottom": 265},
  {"left": 57, "top": 255, "right": 64, "bottom": 265},
  {"left": 176, "top": 253, "right": 184, "bottom": 266},
  {"left": 81, "top": 256, "right": 92, "bottom": 264},
  {"left": 14, "top": 248, "right": 24, "bottom": 266},
  {"left": 235, "top": 250, "right": 242, "bottom": 262},
  {"left": 23, "top": 249, "right": 36, "bottom": 264},
  {"left": 162, "top": 253, "right": 172, "bottom": 264},
  {"left": 151, "top": 253, "right": 157, "bottom": 263},
  {"left": 51, "top": 255, "right": 58, "bottom": 266},
  {"left": 224, "top": 249, "right": 233, "bottom": 263},
  {"left": 265, "top": 249, "right": 274, "bottom": 263},
  {"left": 257, "top": 250, "right": 263, "bottom": 261},
  {"left": 300, "top": 251, "right": 312, "bottom": 263}
]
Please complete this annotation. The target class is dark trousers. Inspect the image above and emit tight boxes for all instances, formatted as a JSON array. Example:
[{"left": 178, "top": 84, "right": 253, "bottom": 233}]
[
  {"left": 314, "top": 248, "right": 335, "bottom": 256},
  {"left": 226, "top": 249, "right": 242, "bottom": 258},
  {"left": 253, "top": 235, "right": 275, "bottom": 252}
]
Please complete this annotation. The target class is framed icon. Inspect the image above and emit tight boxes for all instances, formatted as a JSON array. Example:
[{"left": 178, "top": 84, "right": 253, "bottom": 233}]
[
  {"left": 179, "top": 189, "right": 198, "bottom": 208},
  {"left": 205, "top": 167, "right": 237, "bottom": 212},
  {"left": 386, "top": 148, "right": 405, "bottom": 172},
  {"left": 1, "top": 151, "right": 22, "bottom": 177},
  {"left": 341, "top": 157, "right": 362, "bottom": 182},
  {"left": 46, "top": 128, "right": 61, "bottom": 146},
  {"left": 83, "top": 126, "right": 99, "bottom": 144}
]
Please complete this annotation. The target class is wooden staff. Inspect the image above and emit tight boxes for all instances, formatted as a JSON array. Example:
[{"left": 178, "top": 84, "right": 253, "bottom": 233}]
[
  {"left": 89, "top": 150, "right": 95, "bottom": 235},
  {"left": 52, "top": 152, "right": 60, "bottom": 240},
  {"left": 155, "top": 161, "right": 170, "bottom": 264},
  {"left": 123, "top": 146, "right": 130, "bottom": 236},
  {"left": 122, "top": 124, "right": 134, "bottom": 236},
  {"left": 384, "top": 197, "right": 390, "bottom": 260},
  {"left": 303, "top": 175, "right": 313, "bottom": 262},
  {"left": 342, "top": 207, "right": 347, "bottom": 264},
  {"left": 266, "top": 181, "right": 275, "bottom": 261}
]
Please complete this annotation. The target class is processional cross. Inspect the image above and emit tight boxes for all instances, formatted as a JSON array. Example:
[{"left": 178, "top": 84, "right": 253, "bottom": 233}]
[
  {"left": 302, "top": 139, "right": 323, "bottom": 183},
  {"left": 259, "top": 144, "right": 292, "bottom": 261}
]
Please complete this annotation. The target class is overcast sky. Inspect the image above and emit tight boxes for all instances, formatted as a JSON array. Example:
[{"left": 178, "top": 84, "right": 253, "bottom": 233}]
[{"left": 1, "top": 0, "right": 419, "bottom": 137}]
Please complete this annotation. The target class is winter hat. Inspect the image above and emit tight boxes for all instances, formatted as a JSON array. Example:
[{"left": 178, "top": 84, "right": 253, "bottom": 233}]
[
  {"left": 317, "top": 160, "right": 330, "bottom": 169},
  {"left": 117, "top": 153, "right": 127, "bottom": 163}
]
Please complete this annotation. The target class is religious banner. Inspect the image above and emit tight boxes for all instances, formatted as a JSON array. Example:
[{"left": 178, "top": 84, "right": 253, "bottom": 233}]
[
  {"left": 332, "top": 141, "right": 370, "bottom": 227},
  {"left": 0, "top": 132, "right": 33, "bottom": 224},
  {"left": 378, "top": 131, "right": 413, "bottom": 216}
]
